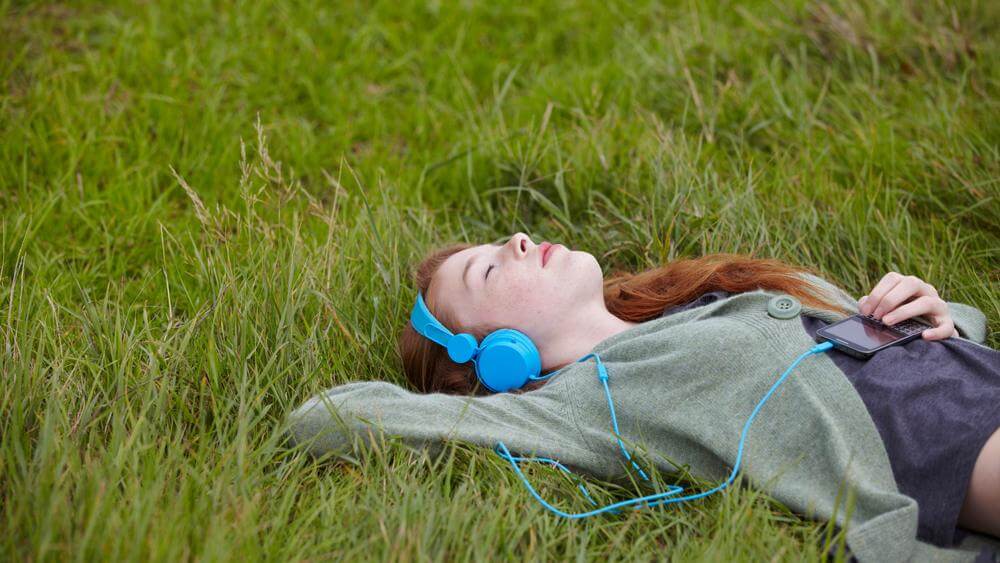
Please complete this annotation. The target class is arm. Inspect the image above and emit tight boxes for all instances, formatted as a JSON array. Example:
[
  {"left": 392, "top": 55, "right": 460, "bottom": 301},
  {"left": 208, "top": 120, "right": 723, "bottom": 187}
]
[
  {"left": 283, "top": 375, "right": 613, "bottom": 476},
  {"left": 798, "top": 271, "right": 989, "bottom": 344}
]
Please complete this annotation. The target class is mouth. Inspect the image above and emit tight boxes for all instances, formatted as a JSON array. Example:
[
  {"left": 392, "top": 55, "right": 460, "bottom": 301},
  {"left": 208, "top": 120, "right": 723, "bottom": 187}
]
[{"left": 540, "top": 242, "right": 559, "bottom": 267}]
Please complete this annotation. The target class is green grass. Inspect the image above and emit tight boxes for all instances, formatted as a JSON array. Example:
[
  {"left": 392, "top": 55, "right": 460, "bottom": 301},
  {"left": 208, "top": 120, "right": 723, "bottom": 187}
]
[{"left": 2, "top": 0, "right": 998, "bottom": 559}]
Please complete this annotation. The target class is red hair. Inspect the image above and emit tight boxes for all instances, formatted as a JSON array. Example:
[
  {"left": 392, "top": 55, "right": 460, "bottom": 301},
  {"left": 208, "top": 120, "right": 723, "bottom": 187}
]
[{"left": 397, "top": 244, "right": 851, "bottom": 396}]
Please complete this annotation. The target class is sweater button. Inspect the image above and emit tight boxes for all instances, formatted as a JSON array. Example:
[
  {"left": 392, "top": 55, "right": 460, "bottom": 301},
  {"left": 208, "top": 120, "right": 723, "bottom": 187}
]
[{"left": 767, "top": 295, "right": 801, "bottom": 319}]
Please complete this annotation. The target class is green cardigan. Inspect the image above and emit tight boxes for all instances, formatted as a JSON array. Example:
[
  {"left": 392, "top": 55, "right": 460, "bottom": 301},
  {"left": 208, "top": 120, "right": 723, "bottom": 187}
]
[{"left": 284, "top": 274, "right": 999, "bottom": 562}]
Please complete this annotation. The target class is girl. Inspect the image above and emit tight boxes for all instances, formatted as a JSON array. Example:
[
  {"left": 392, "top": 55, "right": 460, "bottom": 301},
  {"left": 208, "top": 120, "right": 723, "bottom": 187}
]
[{"left": 287, "top": 233, "right": 999, "bottom": 562}]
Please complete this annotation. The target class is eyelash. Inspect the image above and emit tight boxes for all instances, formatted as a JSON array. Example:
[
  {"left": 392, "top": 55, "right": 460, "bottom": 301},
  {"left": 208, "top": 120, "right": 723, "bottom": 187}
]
[{"left": 484, "top": 243, "right": 502, "bottom": 281}]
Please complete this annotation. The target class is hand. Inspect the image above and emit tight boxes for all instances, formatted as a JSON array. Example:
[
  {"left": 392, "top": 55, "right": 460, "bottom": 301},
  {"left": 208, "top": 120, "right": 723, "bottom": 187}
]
[{"left": 858, "top": 272, "right": 958, "bottom": 341}]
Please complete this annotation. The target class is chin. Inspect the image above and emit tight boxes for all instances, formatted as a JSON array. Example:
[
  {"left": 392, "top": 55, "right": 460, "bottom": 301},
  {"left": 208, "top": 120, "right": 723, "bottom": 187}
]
[{"left": 578, "top": 251, "right": 602, "bottom": 274}]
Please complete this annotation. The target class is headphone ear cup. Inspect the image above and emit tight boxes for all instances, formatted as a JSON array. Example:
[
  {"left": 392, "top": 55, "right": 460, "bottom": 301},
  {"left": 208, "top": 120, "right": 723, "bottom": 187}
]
[{"left": 475, "top": 329, "right": 542, "bottom": 393}]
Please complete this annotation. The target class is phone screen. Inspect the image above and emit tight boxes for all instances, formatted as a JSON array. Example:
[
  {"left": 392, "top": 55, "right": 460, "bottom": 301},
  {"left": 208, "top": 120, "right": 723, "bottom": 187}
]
[{"left": 823, "top": 317, "right": 904, "bottom": 350}]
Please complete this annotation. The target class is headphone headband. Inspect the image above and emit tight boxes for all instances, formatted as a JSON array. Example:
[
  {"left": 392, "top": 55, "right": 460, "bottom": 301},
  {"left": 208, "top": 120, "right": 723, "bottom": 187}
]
[{"left": 410, "top": 293, "right": 479, "bottom": 363}]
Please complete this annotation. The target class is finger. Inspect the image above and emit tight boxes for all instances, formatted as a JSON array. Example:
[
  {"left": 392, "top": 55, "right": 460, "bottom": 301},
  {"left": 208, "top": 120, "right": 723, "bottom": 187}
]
[
  {"left": 922, "top": 318, "right": 956, "bottom": 341},
  {"left": 871, "top": 276, "right": 925, "bottom": 320},
  {"left": 881, "top": 295, "right": 938, "bottom": 325},
  {"left": 861, "top": 272, "right": 904, "bottom": 316}
]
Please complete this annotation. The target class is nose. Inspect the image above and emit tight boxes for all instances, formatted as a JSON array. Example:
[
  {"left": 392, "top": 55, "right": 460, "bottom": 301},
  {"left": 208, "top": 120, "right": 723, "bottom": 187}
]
[{"left": 507, "top": 232, "right": 533, "bottom": 258}]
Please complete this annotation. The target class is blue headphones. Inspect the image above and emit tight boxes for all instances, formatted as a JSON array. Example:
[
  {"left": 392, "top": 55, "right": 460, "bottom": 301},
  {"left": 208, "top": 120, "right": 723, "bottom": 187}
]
[{"left": 409, "top": 292, "right": 556, "bottom": 393}]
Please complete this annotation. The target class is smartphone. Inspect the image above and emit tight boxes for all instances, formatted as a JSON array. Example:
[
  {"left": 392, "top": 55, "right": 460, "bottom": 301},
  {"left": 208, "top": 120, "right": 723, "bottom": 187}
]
[{"left": 815, "top": 313, "right": 933, "bottom": 360}]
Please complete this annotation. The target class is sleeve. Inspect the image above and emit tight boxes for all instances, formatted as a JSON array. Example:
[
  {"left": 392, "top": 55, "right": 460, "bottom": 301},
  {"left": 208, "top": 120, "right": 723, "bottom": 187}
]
[
  {"left": 282, "top": 378, "right": 608, "bottom": 474},
  {"left": 947, "top": 302, "right": 989, "bottom": 344},
  {"left": 797, "top": 271, "right": 990, "bottom": 344}
]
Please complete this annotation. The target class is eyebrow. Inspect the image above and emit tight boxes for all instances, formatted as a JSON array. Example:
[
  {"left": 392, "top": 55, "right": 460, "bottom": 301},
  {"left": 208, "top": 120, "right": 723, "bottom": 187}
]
[{"left": 462, "top": 254, "right": 475, "bottom": 290}]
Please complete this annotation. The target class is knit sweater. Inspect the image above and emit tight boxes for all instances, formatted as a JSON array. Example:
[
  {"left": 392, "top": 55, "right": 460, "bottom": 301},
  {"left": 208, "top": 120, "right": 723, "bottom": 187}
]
[{"left": 284, "top": 273, "right": 1000, "bottom": 562}]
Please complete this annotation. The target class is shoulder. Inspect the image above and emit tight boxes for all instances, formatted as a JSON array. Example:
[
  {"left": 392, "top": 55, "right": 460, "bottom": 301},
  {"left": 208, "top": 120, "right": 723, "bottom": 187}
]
[{"left": 660, "top": 290, "right": 733, "bottom": 318}]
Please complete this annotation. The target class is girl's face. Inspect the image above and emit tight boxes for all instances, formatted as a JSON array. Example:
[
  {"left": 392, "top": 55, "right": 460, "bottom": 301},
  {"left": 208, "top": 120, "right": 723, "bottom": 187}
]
[{"left": 426, "top": 233, "right": 605, "bottom": 344}]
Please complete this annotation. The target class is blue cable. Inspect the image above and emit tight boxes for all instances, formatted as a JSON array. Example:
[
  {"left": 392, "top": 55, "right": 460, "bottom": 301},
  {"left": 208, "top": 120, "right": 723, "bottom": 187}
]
[{"left": 494, "top": 340, "right": 835, "bottom": 519}]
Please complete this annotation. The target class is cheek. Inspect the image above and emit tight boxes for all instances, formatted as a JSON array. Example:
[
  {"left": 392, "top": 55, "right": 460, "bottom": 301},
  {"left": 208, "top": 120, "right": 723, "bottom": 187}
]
[
  {"left": 482, "top": 262, "right": 581, "bottom": 325},
  {"left": 479, "top": 280, "right": 538, "bottom": 322},
  {"left": 500, "top": 281, "right": 557, "bottom": 317}
]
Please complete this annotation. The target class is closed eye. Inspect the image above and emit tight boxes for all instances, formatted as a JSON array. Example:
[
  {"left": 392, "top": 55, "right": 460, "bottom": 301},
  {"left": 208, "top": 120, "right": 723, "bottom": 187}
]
[{"left": 483, "top": 242, "right": 502, "bottom": 281}]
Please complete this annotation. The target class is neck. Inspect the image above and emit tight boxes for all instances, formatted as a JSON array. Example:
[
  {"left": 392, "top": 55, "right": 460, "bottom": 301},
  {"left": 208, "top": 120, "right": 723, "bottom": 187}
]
[{"left": 540, "top": 304, "right": 640, "bottom": 374}]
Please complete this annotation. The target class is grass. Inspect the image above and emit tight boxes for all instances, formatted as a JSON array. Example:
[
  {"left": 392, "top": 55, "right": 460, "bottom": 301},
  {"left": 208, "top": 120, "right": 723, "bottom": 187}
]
[{"left": 2, "top": 0, "right": 998, "bottom": 560}]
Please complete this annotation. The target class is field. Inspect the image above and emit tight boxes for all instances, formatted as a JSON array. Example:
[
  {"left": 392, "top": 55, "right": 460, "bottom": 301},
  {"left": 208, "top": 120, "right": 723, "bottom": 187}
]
[{"left": 2, "top": 0, "right": 998, "bottom": 560}]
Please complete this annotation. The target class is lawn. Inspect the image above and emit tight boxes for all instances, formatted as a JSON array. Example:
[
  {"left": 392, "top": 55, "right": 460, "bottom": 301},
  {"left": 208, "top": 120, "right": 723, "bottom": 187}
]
[{"left": 2, "top": 0, "right": 998, "bottom": 560}]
